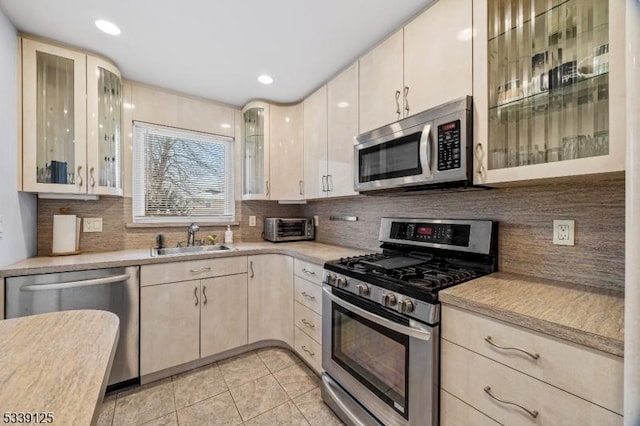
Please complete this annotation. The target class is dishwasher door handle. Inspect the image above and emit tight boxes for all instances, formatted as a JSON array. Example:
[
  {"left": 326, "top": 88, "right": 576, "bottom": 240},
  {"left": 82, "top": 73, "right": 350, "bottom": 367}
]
[{"left": 20, "top": 274, "right": 131, "bottom": 291}]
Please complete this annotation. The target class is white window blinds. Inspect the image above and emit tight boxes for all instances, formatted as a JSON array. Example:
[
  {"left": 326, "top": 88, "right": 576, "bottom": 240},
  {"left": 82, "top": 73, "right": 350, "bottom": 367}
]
[{"left": 132, "top": 122, "right": 235, "bottom": 223}]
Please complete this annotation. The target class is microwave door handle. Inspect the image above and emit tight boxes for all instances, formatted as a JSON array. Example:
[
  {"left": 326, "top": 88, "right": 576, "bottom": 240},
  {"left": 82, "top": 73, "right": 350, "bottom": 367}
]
[
  {"left": 322, "top": 286, "right": 432, "bottom": 341},
  {"left": 420, "top": 124, "right": 432, "bottom": 177},
  {"left": 20, "top": 274, "right": 131, "bottom": 291}
]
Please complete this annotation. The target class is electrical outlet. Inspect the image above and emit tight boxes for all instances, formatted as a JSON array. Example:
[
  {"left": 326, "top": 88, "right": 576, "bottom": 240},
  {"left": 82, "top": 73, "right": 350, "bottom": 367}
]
[
  {"left": 314, "top": 215, "right": 319, "bottom": 226},
  {"left": 83, "top": 217, "right": 103, "bottom": 233},
  {"left": 553, "top": 219, "right": 575, "bottom": 246},
  {"left": 249, "top": 216, "right": 257, "bottom": 227}
]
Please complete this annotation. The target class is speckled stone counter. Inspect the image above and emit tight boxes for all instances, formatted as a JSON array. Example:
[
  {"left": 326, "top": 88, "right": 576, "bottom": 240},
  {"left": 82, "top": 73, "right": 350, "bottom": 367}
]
[
  {"left": 0, "top": 310, "right": 119, "bottom": 425},
  {"left": 439, "top": 272, "right": 624, "bottom": 356},
  {"left": 0, "top": 242, "right": 372, "bottom": 277}
]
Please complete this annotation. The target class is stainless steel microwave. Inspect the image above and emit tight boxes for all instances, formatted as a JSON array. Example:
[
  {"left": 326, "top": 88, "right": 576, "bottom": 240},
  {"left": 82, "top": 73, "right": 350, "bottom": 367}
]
[
  {"left": 354, "top": 96, "right": 473, "bottom": 193},
  {"left": 263, "top": 217, "right": 315, "bottom": 242}
]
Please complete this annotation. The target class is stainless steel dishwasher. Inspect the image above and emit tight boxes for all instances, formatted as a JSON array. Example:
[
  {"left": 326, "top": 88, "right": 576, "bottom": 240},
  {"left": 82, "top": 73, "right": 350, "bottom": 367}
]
[{"left": 5, "top": 266, "right": 139, "bottom": 386}]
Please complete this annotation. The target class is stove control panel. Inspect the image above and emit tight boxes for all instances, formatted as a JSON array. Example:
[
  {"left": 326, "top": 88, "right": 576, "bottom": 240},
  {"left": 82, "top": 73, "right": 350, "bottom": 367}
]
[
  {"left": 322, "top": 269, "right": 440, "bottom": 325},
  {"left": 389, "top": 221, "right": 471, "bottom": 247}
]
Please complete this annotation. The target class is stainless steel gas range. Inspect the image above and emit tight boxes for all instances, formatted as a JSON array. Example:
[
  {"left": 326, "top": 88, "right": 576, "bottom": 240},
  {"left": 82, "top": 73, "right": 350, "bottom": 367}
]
[{"left": 321, "top": 218, "right": 498, "bottom": 426}]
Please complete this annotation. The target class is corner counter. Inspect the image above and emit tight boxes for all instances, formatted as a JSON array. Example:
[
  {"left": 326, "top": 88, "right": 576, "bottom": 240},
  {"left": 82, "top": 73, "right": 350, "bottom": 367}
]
[{"left": 439, "top": 272, "right": 624, "bottom": 356}]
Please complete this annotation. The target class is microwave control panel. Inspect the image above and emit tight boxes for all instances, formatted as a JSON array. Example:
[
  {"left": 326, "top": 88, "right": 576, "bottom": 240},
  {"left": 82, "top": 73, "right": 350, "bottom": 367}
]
[{"left": 437, "top": 120, "right": 461, "bottom": 171}]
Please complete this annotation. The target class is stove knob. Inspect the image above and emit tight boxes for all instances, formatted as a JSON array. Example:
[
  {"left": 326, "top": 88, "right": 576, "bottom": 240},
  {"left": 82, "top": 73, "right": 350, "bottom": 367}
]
[
  {"left": 397, "top": 299, "right": 415, "bottom": 314},
  {"left": 326, "top": 273, "right": 337, "bottom": 285},
  {"left": 356, "top": 284, "right": 370, "bottom": 296},
  {"left": 382, "top": 293, "right": 397, "bottom": 307},
  {"left": 335, "top": 276, "right": 348, "bottom": 288}
]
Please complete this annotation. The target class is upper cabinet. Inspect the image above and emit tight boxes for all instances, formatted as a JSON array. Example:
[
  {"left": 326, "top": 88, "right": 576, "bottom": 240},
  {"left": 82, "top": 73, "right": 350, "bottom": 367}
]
[
  {"left": 359, "top": 0, "right": 473, "bottom": 133},
  {"left": 21, "top": 38, "right": 123, "bottom": 196},
  {"left": 473, "top": 0, "right": 624, "bottom": 185},
  {"left": 270, "top": 103, "right": 304, "bottom": 200},
  {"left": 242, "top": 101, "right": 270, "bottom": 200},
  {"left": 303, "top": 86, "right": 329, "bottom": 199}
]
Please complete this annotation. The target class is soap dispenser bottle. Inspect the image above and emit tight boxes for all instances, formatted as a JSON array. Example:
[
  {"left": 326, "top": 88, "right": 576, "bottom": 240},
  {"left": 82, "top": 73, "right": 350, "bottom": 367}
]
[{"left": 224, "top": 225, "right": 233, "bottom": 244}]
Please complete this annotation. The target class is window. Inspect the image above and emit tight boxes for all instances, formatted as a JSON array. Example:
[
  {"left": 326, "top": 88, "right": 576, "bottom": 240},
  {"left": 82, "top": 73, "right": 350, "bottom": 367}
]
[{"left": 132, "top": 122, "right": 234, "bottom": 223}]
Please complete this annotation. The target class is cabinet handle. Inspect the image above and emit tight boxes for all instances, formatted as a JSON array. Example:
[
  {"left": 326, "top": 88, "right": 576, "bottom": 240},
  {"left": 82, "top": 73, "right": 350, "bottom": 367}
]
[
  {"left": 403, "top": 86, "right": 410, "bottom": 115},
  {"left": 89, "top": 167, "right": 96, "bottom": 187},
  {"left": 301, "top": 291, "right": 316, "bottom": 301},
  {"left": 190, "top": 267, "right": 212, "bottom": 274},
  {"left": 483, "top": 386, "right": 538, "bottom": 419},
  {"left": 299, "top": 180, "right": 304, "bottom": 196},
  {"left": 395, "top": 90, "right": 401, "bottom": 119},
  {"left": 301, "top": 345, "right": 315, "bottom": 357},
  {"left": 265, "top": 180, "right": 270, "bottom": 197},
  {"left": 301, "top": 318, "right": 316, "bottom": 329},
  {"left": 194, "top": 286, "right": 199, "bottom": 306},
  {"left": 302, "top": 268, "right": 316, "bottom": 276},
  {"left": 475, "top": 143, "right": 486, "bottom": 177},
  {"left": 77, "top": 165, "right": 83, "bottom": 187},
  {"left": 327, "top": 175, "right": 333, "bottom": 191},
  {"left": 249, "top": 261, "right": 254, "bottom": 278},
  {"left": 202, "top": 285, "right": 208, "bottom": 305},
  {"left": 484, "top": 336, "right": 540, "bottom": 360},
  {"left": 321, "top": 176, "right": 327, "bottom": 192}
]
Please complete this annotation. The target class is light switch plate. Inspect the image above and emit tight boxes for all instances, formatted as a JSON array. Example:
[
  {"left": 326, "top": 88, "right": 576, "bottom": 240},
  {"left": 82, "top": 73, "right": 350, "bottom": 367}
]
[
  {"left": 83, "top": 217, "right": 103, "bottom": 233},
  {"left": 249, "top": 216, "right": 257, "bottom": 227}
]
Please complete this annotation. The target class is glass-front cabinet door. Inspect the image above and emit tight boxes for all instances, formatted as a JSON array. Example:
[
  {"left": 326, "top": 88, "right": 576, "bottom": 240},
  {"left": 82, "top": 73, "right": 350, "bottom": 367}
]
[
  {"left": 242, "top": 102, "right": 270, "bottom": 200},
  {"left": 473, "top": 0, "right": 625, "bottom": 185},
  {"left": 22, "top": 38, "right": 87, "bottom": 193},
  {"left": 87, "top": 57, "right": 123, "bottom": 196}
]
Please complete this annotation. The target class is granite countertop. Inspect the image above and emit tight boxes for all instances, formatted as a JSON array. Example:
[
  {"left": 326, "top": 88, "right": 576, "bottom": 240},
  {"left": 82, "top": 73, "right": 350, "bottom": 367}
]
[
  {"left": 439, "top": 272, "right": 624, "bottom": 357},
  {"left": 0, "top": 241, "right": 372, "bottom": 277},
  {"left": 0, "top": 310, "right": 119, "bottom": 425}
]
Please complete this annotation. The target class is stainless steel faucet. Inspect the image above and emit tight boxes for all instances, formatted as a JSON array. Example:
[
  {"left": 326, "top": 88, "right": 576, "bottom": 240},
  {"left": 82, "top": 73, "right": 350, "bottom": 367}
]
[{"left": 187, "top": 223, "right": 200, "bottom": 247}]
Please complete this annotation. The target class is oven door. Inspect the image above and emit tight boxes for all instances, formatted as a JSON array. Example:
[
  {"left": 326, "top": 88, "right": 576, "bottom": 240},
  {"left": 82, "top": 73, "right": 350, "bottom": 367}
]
[
  {"left": 275, "top": 219, "right": 312, "bottom": 241},
  {"left": 322, "top": 285, "right": 438, "bottom": 426},
  {"left": 354, "top": 123, "right": 433, "bottom": 192}
]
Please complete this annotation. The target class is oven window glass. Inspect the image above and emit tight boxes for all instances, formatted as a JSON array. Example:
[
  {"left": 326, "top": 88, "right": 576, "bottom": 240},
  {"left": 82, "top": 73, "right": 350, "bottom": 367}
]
[
  {"left": 359, "top": 131, "right": 422, "bottom": 183},
  {"left": 332, "top": 303, "right": 409, "bottom": 418},
  {"left": 276, "top": 220, "right": 306, "bottom": 237}
]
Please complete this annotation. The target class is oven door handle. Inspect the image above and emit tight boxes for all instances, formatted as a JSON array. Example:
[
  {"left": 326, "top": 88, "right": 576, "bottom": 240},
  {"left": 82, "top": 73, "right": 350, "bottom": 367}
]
[
  {"left": 323, "top": 287, "right": 432, "bottom": 341},
  {"left": 20, "top": 274, "right": 131, "bottom": 291},
  {"left": 419, "top": 123, "right": 432, "bottom": 178}
]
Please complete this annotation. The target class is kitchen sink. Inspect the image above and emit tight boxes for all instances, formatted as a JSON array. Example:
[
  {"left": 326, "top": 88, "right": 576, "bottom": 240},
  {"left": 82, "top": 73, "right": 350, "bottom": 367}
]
[{"left": 151, "top": 245, "right": 231, "bottom": 256}]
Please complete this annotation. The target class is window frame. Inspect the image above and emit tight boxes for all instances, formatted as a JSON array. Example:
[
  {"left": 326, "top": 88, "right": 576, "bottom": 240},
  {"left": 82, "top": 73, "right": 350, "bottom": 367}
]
[{"left": 132, "top": 121, "right": 235, "bottom": 224}]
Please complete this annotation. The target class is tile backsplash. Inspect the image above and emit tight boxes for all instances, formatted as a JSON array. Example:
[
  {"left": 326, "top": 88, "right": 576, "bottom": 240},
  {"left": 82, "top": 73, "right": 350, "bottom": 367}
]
[{"left": 37, "top": 177, "right": 624, "bottom": 292}]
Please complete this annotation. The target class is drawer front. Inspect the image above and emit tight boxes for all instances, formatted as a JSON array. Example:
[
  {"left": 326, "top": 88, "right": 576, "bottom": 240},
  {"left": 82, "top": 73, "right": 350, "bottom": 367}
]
[
  {"left": 294, "top": 258, "right": 323, "bottom": 285},
  {"left": 294, "top": 301, "right": 322, "bottom": 343},
  {"left": 440, "top": 389, "right": 500, "bottom": 426},
  {"left": 442, "top": 305, "right": 623, "bottom": 415},
  {"left": 441, "top": 340, "right": 623, "bottom": 426},
  {"left": 295, "top": 326, "right": 322, "bottom": 374},
  {"left": 141, "top": 256, "right": 247, "bottom": 286},
  {"left": 294, "top": 276, "right": 322, "bottom": 314}
]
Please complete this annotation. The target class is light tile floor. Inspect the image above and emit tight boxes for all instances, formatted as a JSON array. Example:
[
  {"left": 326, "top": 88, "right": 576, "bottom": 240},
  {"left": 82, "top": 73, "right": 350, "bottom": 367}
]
[{"left": 97, "top": 347, "right": 344, "bottom": 426}]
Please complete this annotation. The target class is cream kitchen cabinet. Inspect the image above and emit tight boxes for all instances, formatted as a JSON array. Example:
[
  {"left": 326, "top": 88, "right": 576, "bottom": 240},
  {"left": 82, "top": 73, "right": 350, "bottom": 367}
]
[
  {"left": 293, "top": 258, "right": 323, "bottom": 373},
  {"left": 359, "top": 0, "right": 473, "bottom": 133},
  {"left": 21, "top": 37, "right": 123, "bottom": 196},
  {"left": 473, "top": 0, "right": 625, "bottom": 185},
  {"left": 140, "top": 257, "right": 247, "bottom": 376},
  {"left": 440, "top": 305, "right": 623, "bottom": 424},
  {"left": 247, "top": 255, "right": 294, "bottom": 346},
  {"left": 304, "top": 63, "right": 359, "bottom": 199},
  {"left": 269, "top": 103, "right": 304, "bottom": 200},
  {"left": 242, "top": 101, "right": 270, "bottom": 200}
]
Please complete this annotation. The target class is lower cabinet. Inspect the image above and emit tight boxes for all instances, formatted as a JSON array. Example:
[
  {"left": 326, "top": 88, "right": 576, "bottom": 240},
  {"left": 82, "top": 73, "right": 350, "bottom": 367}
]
[
  {"left": 293, "top": 258, "right": 324, "bottom": 373},
  {"left": 247, "top": 254, "right": 294, "bottom": 346},
  {"left": 440, "top": 389, "right": 499, "bottom": 426},
  {"left": 440, "top": 304, "right": 623, "bottom": 425}
]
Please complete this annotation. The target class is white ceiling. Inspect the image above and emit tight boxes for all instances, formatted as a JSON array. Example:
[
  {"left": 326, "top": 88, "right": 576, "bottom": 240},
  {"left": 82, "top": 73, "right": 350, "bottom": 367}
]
[{"left": 0, "top": 0, "right": 432, "bottom": 107}]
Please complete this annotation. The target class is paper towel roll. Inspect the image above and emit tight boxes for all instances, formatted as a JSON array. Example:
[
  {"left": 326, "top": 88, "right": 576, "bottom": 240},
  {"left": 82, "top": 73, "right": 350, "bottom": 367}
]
[{"left": 52, "top": 214, "right": 77, "bottom": 254}]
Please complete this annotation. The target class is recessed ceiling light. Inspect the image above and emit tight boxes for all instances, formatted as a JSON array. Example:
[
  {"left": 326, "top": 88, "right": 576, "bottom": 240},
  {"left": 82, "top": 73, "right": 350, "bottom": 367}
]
[
  {"left": 220, "top": 123, "right": 231, "bottom": 129},
  {"left": 258, "top": 74, "right": 274, "bottom": 85},
  {"left": 95, "top": 19, "right": 121, "bottom": 36},
  {"left": 337, "top": 101, "right": 350, "bottom": 108}
]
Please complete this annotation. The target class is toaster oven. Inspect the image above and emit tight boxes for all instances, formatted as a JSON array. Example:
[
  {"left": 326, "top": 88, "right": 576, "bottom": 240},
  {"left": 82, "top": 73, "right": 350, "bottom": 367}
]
[{"left": 263, "top": 217, "right": 315, "bottom": 242}]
